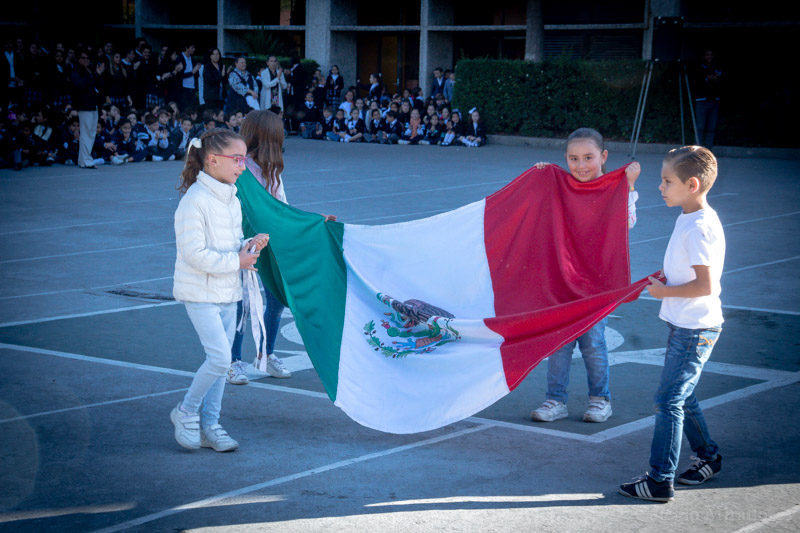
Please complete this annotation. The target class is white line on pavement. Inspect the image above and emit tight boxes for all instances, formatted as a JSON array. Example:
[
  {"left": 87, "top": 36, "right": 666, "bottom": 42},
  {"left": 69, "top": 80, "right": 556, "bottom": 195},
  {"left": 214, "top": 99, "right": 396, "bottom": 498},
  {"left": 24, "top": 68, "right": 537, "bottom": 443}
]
[
  {"left": 0, "top": 216, "right": 172, "bottom": 236},
  {"left": 630, "top": 210, "right": 800, "bottom": 245},
  {"left": 0, "top": 241, "right": 174, "bottom": 264},
  {"left": 4, "top": 340, "right": 798, "bottom": 447},
  {"left": 0, "top": 343, "right": 328, "bottom": 400},
  {"left": 0, "top": 276, "right": 173, "bottom": 302},
  {"left": 636, "top": 296, "right": 800, "bottom": 317},
  {"left": 723, "top": 255, "right": 800, "bottom": 275},
  {"left": 90, "top": 424, "right": 492, "bottom": 533},
  {"left": 731, "top": 503, "right": 800, "bottom": 533},
  {"left": 0, "top": 301, "right": 180, "bottom": 328},
  {"left": 0, "top": 388, "right": 188, "bottom": 424}
]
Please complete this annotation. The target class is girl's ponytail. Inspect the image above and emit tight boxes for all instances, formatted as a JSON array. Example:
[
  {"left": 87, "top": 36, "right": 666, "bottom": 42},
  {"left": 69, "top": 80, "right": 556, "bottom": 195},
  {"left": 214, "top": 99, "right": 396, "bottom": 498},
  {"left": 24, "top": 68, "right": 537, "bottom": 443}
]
[{"left": 176, "top": 128, "right": 244, "bottom": 193}]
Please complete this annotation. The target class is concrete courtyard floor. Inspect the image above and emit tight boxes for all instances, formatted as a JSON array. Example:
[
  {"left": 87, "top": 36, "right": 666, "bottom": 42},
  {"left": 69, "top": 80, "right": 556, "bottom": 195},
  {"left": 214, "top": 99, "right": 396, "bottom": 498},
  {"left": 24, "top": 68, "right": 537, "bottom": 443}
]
[{"left": 1, "top": 137, "right": 798, "bottom": 532}]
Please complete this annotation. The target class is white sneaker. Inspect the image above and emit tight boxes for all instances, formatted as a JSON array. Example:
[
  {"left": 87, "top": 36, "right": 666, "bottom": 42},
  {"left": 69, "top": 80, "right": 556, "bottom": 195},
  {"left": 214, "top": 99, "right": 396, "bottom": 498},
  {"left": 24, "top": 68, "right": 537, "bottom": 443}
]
[
  {"left": 266, "top": 353, "right": 291, "bottom": 378},
  {"left": 530, "top": 400, "right": 568, "bottom": 422},
  {"left": 226, "top": 361, "right": 249, "bottom": 385},
  {"left": 168, "top": 154, "right": 176, "bottom": 161},
  {"left": 200, "top": 424, "right": 239, "bottom": 452},
  {"left": 170, "top": 402, "right": 200, "bottom": 449},
  {"left": 152, "top": 155, "right": 164, "bottom": 162},
  {"left": 111, "top": 155, "right": 124, "bottom": 165},
  {"left": 583, "top": 396, "right": 612, "bottom": 423}
]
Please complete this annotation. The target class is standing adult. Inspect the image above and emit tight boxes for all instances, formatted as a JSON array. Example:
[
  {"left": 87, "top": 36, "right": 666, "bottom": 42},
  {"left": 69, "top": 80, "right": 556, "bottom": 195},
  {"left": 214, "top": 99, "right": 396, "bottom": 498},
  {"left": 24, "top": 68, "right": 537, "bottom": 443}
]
[
  {"left": 71, "top": 51, "right": 105, "bottom": 169},
  {"left": 137, "top": 44, "right": 160, "bottom": 108},
  {"left": 202, "top": 48, "right": 227, "bottom": 111},
  {"left": 176, "top": 41, "right": 200, "bottom": 111},
  {"left": 325, "top": 65, "right": 344, "bottom": 109},
  {"left": 430, "top": 67, "right": 445, "bottom": 99},
  {"left": 105, "top": 52, "right": 132, "bottom": 108},
  {"left": 693, "top": 49, "right": 722, "bottom": 150},
  {"left": 225, "top": 56, "right": 258, "bottom": 114},
  {"left": 284, "top": 56, "right": 306, "bottom": 132},
  {"left": 259, "top": 55, "right": 286, "bottom": 111},
  {"left": 159, "top": 48, "right": 183, "bottom": 106},
  {"left": 23, "top": 42, "right": 45, "bottom": 109},
  {"left": 2, "top": 38, "right": 24, "bottom": 107},
  {"left": 49, "top": 48, "right": 72, "bottom": 109}
]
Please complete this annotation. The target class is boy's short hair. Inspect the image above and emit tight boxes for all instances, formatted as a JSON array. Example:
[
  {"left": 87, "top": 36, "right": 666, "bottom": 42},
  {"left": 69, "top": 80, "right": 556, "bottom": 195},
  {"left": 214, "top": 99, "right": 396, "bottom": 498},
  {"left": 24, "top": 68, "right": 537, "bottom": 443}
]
[
  {"left": 323, "top": 106, "right": 333, "bottom": 113},
  {"left": 67, "top": 116, "right": 80, "bottom": 126},
  {"left": 144, "top": 115, "right": 158, "bottom": 126},
  {"left": 179, "top": 113, "right": 193, "bottom": 123},
  {"left": 97, "top": 118, "right": 106, "bottom": 127},
  {"left": 386, "top": 110, "right": 397, "bottom": 119},
  {"left": 157, "top": 109, "right": 170, "bottom": 118},
  {"left": 201, "top": 109, "right": 216, "bottom": 123},
  {"left": 118, "top": 119, "right": 131, "bottom": 128},
  {"left": 664, "top": 145, "right": 718, "bottom": 193}
]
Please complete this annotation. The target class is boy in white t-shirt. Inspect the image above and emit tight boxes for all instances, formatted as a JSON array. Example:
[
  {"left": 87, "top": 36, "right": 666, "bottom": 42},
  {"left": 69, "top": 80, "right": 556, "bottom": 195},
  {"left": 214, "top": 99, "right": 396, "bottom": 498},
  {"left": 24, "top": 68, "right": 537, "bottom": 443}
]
[{"left": 620, "top": 146, "right": 725, "bottom": 503}]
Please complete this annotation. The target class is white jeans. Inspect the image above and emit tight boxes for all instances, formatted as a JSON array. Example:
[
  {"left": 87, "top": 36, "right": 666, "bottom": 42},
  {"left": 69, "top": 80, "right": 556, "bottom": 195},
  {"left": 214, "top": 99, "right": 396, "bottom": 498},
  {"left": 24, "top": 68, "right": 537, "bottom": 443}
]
[
  {"left": 181, "top": 302, "right": 237, "bottom": 427},
  {"left": 77, "top": 110, "right": 98, "bottom": 167}
]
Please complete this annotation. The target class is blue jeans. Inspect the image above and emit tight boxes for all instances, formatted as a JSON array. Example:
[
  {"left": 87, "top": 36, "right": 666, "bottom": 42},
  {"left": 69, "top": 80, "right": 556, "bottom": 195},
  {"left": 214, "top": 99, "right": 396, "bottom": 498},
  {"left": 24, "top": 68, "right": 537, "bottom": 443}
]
[
  {"left": 649, "top": 323, "right": 722, "bottom": 482},
  {"left": 181, "top": 302, "right": 237, "bottom": 427},
  {"left": 546, "top": 318, "right": 609, "bottom": 403},
  {"left": 231, "top": 287, "right": 285, "bottom": 361},
  {"left": 695, "top": 100, "right": 719, "bottom": 149}
]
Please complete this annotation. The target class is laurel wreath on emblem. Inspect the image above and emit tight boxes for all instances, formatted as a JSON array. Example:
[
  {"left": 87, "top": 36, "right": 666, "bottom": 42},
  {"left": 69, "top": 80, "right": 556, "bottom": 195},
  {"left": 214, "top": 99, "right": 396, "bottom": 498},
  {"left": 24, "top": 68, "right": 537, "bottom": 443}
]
[{"left": 363, "top": 293, "right": 461, "bottom": 358}]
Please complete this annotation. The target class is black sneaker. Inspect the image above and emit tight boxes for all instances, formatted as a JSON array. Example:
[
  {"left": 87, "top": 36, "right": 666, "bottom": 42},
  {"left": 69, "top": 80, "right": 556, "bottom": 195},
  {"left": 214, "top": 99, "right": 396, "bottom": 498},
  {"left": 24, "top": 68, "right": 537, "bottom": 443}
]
[
  {"left": 619, "top": 474, "right": 674, "bottom": 502},
  {"left": 677, "top": 455, "right": 722, "bottom": 485}
]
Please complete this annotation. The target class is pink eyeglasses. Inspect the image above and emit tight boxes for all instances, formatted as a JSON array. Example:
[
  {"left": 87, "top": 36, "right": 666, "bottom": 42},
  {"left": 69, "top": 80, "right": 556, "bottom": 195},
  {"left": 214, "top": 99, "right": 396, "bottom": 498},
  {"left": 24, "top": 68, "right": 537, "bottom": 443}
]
[{"left": 213, "top": 154, "right": 246, "bottom": 166}]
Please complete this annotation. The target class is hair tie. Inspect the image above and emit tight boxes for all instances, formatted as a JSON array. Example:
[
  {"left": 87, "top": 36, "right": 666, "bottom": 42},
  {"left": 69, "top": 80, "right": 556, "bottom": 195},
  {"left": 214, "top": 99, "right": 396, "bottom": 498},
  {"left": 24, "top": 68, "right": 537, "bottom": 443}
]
[
  {"left": 190, "top": 137, "right": 202, "bottom": 149},
  {"left": 469, "top": 107, "right": 477, "bottom": 115}
]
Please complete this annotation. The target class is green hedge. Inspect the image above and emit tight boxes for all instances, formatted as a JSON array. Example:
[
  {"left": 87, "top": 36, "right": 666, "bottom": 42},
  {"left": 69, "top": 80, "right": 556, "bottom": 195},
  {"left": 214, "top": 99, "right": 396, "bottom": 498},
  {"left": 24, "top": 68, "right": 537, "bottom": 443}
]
[{"left": 451, "top": 58, "right": 779, "bottom": 147}]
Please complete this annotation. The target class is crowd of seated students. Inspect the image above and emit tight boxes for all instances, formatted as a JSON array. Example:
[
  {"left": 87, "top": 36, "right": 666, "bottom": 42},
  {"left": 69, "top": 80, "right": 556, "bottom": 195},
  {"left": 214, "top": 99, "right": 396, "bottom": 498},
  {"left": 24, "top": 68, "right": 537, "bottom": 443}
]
[
  {"left": 293, "top": 67, "right": 486, "bottom": 147},
  {"left": 1, "top": 37, "right": 485, "bottom": 171}
]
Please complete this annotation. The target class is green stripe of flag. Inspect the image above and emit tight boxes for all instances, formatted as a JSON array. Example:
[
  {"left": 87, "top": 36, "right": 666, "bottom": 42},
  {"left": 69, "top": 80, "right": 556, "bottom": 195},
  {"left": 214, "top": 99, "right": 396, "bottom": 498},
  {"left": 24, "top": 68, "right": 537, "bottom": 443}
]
[{"left": 237, "top": 170, "right": 346, "bottom": 400}]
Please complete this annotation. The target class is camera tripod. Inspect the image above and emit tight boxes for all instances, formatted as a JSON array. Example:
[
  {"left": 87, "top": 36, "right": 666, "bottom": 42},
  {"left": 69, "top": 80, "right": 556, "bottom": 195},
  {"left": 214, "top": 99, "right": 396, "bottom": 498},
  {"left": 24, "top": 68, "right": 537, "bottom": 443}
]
[{"left": 628, "top": 60, "right": 700, "bottom": 159}]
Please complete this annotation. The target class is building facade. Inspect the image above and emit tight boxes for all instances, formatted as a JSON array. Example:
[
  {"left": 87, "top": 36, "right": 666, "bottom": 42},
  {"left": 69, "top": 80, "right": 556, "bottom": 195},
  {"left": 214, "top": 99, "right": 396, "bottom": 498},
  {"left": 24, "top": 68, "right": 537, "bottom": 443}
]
[{"left": 44, "top": 0, "right": 786, "bottom": 100}]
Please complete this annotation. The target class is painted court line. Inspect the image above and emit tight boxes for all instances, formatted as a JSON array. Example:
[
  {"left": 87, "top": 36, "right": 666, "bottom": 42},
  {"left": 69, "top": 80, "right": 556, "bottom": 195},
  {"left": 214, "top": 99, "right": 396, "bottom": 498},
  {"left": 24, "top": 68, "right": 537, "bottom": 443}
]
[
  {"left": 0, "top": 301, "right": 180, "bottom": 329},
  {"left": 609, "top": 348, "right": 797, "bottom": 381},
  {"left": 630, "top": 210, "right": 800, "bottom": 245},
  {"left": 723, "top": 255, "right": 800, "bottom": 275},
  {"left": 0, "top": 241, "right": 174, "bottom": 264},
  {"left": 0, "top": 343, "right": 328, "bottom": 400},
  {"left": 0, "top": 276, "right": 173, "bottom": 302},
  {"left": 90, "top": 424, "right": 492, "bottom": 533},
  {"left": 0, "top": 388, "right": 188, "bottom": 425},
  {"left": 636, "top": 295, "right": 800, "bottom": 317},
  {"left": 4, "top": 340, "right": 798, "bottom": 447},
  {"left": 637, "top": 192, "right": 738, "bottom": 210},
  {"left": 0, "top": 216, "right": 172, "bottom": 236},
  {"left": 732, "top": 503, "right": 800, "bottom": 533}
]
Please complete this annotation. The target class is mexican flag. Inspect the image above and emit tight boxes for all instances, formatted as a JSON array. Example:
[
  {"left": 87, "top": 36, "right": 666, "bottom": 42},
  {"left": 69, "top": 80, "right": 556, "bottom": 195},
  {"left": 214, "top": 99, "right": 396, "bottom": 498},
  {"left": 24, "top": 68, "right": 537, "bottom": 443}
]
[{"left": 237, "top": 164, "right": 650, "bottom": 434}]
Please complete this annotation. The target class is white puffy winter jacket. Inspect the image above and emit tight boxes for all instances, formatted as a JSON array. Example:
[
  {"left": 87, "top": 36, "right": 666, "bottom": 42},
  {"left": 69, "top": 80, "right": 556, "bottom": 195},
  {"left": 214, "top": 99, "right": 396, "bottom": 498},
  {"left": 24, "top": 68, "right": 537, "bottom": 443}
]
[{"left": 173, "top": 171, "right": 246, "bottom": 303}]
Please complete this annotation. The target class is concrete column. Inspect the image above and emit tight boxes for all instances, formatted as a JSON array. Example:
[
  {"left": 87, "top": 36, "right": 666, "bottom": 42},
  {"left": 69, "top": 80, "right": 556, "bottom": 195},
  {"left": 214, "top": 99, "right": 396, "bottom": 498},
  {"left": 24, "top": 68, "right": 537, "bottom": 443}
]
[
  {"left": 327, "top": 0, "right": 358, "bottom": 85},
  {"left": 524, "top": 0, "right": 544, "bottom": 62},
  {"left": 419, "top": 0, "right": 454, "bottom": 99},
  {"left": 305, "top": 0, "right": 332, "bottom": 68},
  {"left": 217, "top": 0, "right": 225, "bottom": 53},
  {"left": 643, "top": 0, "right": 681, "bottom": 60},
  {"left": 137, "top": 0, "right": 167, "bottom": 48}
]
